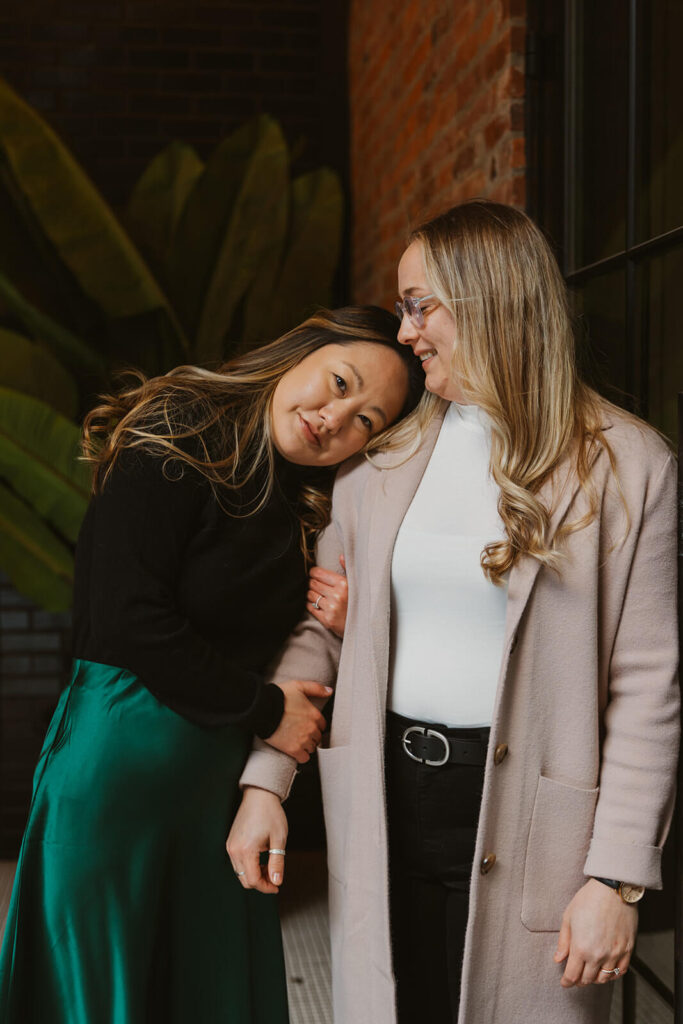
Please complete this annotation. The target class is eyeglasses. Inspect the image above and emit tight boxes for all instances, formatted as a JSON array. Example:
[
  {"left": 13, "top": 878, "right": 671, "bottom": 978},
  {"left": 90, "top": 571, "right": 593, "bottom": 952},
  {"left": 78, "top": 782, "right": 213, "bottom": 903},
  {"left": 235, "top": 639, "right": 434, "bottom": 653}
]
[{"left": 394, "top": 294, "right": 436, "bottom": 328}]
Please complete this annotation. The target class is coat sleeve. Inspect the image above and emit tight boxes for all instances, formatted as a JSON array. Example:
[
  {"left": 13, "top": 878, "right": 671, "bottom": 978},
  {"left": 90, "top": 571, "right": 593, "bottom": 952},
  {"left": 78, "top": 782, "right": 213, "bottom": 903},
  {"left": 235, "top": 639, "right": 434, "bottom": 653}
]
[
  {"left": 584, "top": 452, "right": 680, "bottom": 888},
  {"left": 239, "top": 513, "right": 345, "bottom": 799}
]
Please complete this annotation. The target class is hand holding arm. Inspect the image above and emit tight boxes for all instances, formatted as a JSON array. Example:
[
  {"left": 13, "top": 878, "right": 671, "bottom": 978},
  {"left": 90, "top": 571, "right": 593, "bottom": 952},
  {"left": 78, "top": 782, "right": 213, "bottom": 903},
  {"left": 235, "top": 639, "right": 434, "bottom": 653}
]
[
  {"left": 307, "top": 555, "right": 348, "bottom": 638},
  {"left": 553, "top": 878, "right": 637, "bottom": 986},
  {"left": 267, "top": 679, "right": 332, "bottom": 762}
]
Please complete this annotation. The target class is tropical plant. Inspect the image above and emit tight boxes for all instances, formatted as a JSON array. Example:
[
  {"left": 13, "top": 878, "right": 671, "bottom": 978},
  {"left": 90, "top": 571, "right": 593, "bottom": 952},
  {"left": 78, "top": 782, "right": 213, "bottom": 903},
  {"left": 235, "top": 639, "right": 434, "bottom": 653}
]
[{"left": 0, "top": 77, "right": 344, "bottom": 610}]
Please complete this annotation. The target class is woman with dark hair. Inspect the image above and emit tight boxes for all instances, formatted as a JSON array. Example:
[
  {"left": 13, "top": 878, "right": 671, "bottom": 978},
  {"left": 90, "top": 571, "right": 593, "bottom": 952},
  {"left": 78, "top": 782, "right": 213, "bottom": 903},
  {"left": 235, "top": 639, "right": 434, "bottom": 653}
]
[
  {"left": 0, "top": 306, "right": 424, "bottom": 1024},
  {"left": 230, "top": 202, "right": 679, "bottom": 1024}
]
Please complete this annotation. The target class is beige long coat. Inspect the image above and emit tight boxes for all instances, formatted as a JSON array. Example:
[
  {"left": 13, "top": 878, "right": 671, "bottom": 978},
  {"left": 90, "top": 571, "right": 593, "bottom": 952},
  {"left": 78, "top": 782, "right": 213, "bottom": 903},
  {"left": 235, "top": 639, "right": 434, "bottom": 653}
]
[{"left": 241, "top": 402, "right": 680, "bottom": 1024}]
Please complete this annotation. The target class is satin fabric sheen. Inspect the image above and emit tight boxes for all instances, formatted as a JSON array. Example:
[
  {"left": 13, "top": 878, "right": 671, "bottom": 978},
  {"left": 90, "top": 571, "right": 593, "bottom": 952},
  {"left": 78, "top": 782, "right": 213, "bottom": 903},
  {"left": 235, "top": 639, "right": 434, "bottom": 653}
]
[{"left": 0, "top": 659, "right": 289, "bottom": 1023}]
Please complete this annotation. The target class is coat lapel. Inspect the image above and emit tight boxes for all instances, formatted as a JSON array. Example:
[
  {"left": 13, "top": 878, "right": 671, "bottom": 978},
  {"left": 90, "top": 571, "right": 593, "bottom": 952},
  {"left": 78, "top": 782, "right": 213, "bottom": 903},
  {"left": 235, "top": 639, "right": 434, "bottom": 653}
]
[{"left": 501, "top": 425, "right": 611, "bottom": 658}]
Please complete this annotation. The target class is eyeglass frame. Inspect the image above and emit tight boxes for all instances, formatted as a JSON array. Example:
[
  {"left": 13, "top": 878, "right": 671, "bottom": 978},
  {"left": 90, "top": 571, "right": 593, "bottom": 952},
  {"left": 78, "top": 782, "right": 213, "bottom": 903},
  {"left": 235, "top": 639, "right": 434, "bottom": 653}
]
[{"left": 394, "top": 293, "right": 437, "bottom": 328}]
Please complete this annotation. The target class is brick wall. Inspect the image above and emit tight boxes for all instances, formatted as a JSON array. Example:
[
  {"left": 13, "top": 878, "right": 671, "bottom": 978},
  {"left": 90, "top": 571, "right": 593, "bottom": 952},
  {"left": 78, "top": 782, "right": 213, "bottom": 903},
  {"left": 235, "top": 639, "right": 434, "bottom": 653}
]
[
  {"left": 0, "top": 0, "right": 348, "bottom": 210},
  {"left": 0, "top": 573, "right": 72, "bottom": 855},
  {"left": 348, "top": 0, "right": 526, "bottom": 306}
]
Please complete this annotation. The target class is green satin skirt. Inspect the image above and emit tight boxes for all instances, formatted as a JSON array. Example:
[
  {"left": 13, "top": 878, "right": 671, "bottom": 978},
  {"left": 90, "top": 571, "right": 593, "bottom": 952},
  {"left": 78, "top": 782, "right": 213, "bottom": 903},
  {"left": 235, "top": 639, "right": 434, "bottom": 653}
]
[{"left": 0, "top": 659, "right": 290, "bottom": 1023}]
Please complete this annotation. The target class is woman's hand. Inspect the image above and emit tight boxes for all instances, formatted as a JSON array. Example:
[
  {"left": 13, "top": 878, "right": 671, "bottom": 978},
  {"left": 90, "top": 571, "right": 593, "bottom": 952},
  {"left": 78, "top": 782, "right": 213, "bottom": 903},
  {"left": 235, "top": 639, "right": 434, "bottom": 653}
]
[
  {"left": 554, "top": 878, "right": 638, "bottom": 986},
  {"left": 268, "top": 679, "right": 331, "bottom": 763},
  {"left": 227, "top": 787, "right": 288, "bottom": 894},
  {"left": 307, "top": 555, "right": 348, "bottom": 638}
]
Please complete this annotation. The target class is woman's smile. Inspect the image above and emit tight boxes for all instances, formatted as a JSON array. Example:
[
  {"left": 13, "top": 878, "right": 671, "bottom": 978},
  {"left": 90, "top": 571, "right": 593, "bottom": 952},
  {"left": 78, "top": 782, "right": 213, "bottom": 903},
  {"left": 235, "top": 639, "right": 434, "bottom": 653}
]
[
  {"left": 396, "top": 241, "right": 466, "bottom": 403},
  {"left": 298, "top": 414, "right": 321, "bottom": 446}
]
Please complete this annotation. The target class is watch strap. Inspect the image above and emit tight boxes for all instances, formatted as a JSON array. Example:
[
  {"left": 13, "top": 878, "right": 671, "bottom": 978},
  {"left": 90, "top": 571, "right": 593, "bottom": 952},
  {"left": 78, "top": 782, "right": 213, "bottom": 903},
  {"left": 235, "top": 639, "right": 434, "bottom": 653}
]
[
  {"left": 593, "top": 876, "right": 645, "bottom": 904},
  {"left": 594, "top": 877, "right": 621, "bottom": 890}
]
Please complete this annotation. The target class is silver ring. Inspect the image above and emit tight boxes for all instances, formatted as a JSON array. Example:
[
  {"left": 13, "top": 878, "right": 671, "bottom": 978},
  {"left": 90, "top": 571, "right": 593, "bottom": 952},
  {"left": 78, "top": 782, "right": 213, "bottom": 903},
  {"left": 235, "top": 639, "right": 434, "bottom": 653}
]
[
  {"left": 235, "top": 870, "right": 246, "bottom": 876},
  {"left": 268, "top": 848, "right": 286, "bottom": 856},
  {"left": 600, "top": 967, "right": 620, "bottom": 976},
  {"left": 313, "top": 596, "right": 321, "bottom": 610}
]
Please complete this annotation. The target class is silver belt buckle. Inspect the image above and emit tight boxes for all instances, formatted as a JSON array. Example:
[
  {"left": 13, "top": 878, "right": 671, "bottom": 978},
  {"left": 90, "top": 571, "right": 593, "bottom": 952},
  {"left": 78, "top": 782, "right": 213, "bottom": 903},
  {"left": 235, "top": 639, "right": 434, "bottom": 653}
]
[{"left": 401, "top": 726, "right": 450, "bottom": 767}]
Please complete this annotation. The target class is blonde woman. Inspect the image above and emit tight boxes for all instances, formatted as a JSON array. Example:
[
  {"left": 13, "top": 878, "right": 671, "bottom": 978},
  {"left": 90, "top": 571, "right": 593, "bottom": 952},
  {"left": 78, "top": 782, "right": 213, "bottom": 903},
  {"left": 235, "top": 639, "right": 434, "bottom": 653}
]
[
  {"left": 0, "top": 307, "right": 425, "bottom": 1024},
  {"left": 229, "top": 202, "right": 679, "bottom": 1024}
]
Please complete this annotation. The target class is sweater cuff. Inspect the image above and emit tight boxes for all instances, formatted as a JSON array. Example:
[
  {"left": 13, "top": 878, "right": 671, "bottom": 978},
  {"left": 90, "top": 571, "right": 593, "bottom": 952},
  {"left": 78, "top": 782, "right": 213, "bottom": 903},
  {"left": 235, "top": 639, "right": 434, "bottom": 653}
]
[{"left": 248, "top": 683, "right": 285, "bottom": 739}]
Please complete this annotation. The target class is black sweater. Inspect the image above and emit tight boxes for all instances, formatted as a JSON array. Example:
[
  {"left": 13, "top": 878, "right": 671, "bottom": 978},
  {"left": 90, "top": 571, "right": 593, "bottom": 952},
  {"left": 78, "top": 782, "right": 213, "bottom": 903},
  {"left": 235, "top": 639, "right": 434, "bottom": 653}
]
[{"left": 72, "top": 447, "right": 309, "bottom": 736}]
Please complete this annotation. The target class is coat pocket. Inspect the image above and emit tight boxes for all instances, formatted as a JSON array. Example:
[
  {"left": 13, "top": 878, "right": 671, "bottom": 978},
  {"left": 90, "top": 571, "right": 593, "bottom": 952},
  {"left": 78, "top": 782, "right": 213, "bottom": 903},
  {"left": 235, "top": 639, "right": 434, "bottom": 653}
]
[
  {"left": 521, "top": 774, "right": 599, "bottom": 932},
  {"left": 318, "top": 744, "right": 351, "bottom": 883}
]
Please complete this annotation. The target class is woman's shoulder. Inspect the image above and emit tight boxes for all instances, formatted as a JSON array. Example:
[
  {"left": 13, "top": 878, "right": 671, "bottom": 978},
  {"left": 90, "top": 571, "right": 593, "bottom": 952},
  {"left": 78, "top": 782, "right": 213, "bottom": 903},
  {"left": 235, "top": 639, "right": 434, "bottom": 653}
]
[{"left": 598, "top": 398, "right": 675, "bottom": 480}]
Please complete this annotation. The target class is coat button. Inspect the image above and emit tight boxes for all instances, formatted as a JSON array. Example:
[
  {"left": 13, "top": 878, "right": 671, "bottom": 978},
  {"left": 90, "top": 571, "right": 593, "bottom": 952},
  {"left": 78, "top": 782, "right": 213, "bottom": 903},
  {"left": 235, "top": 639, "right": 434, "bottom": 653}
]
[
  {"left": 480, "top": 853, "right": 497, "bottom": 875},
  {"left": 493, "top": 743, "right": 509, "bottom": 766}
]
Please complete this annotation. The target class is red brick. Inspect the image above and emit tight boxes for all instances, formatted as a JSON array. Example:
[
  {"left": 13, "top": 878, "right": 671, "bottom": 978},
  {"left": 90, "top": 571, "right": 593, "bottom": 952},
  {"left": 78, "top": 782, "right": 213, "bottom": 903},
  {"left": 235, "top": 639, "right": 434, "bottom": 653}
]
[
  {"left": 509, "top": 135, "right": 526, "bottom": 169},
  {"left": 484, "top": 112, "right": 507, "bottom": 149},
  {"left": 510, "top": 98, "right": 524, "bottom": 131},
  {"left": 456, "top": 8, "right": 498, "bottom": 72},
  {"left": 501, "top": 0, "right": 526, "bottom": 19}
]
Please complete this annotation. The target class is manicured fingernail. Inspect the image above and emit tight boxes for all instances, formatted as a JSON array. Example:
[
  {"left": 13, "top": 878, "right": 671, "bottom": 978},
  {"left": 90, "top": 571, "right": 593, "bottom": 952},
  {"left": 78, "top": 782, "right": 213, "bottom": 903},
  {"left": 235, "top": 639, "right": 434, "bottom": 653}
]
[
  {"left": 273, "top": 873, "right": 281, "bottom": 884},
  {"left": 324, "top": 686, "right": 333, "bottom": 693}
]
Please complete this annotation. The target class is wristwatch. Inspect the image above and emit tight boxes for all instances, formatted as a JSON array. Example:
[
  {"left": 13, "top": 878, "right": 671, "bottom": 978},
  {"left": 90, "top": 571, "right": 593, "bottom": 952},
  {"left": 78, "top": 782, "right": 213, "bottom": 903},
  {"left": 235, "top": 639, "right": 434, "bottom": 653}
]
[{"left": 593, "top": 877, "right": 645, "bottom": 904}]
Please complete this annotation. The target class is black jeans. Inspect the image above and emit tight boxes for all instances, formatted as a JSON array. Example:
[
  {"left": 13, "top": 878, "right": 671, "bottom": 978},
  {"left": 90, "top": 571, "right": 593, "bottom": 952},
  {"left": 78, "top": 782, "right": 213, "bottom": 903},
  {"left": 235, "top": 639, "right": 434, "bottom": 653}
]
[{"left": 385, "top": 711, "right": 489, "bottom": 1024}]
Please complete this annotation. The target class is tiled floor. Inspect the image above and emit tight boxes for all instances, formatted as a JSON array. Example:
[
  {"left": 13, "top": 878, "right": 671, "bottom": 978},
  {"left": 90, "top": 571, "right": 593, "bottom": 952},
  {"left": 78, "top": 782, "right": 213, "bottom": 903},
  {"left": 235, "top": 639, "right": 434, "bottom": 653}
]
[
  {"left": 0, "top": 857, "right": 674, "bottom": 1023},
  {"left": 280, "top": 852, "right": 333, "bottom": 1024}
]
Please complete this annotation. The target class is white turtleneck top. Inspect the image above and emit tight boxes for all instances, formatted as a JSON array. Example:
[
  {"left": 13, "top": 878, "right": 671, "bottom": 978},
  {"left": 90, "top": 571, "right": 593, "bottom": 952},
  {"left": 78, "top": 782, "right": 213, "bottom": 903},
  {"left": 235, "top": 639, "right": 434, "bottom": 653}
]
[{"left": 387, "top": 401, "right": 508, "bottom": 727}]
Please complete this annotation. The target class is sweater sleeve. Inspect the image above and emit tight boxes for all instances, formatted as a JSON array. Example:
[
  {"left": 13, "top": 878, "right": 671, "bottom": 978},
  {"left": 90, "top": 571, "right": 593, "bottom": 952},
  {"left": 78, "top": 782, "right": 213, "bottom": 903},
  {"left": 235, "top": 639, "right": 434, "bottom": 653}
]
[{"left": 78, "top": 447, "right": 284, "bottom": 736}]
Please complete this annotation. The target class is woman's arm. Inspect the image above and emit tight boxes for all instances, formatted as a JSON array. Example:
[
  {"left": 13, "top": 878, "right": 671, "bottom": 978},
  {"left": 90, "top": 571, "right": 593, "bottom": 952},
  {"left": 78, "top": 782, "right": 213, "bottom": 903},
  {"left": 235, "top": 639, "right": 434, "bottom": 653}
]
[
  {"left": 238, "top": 515, "right": 345, "bottom": 798},
  {"left": 78, "top": 449, "right": 327, "bottom": 754},
  {"left": 556, "top": 452, "right": 679, "bottom": 987},
  {"left": 227, "top": 514, "right": 347, "bottom": 891},
  {"left": 586, "top": 452, "right": 679, "bottom": 884}
]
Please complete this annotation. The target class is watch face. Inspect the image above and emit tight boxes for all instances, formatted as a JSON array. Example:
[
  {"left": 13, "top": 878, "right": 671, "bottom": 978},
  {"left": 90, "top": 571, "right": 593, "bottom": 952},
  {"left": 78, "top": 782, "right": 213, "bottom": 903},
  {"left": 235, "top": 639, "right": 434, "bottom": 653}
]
[{"left": 620, "top": 883, "right": 645, "bottom": 904}]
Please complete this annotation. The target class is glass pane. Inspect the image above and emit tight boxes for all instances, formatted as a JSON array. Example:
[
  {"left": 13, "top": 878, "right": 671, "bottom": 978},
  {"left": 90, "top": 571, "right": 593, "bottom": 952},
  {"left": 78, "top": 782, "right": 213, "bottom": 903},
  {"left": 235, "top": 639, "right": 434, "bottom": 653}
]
[
  {"left": 571, "top": 271, "right": 629, "bottom": 405},
  {"left": 609, "top": 970, "right": 673, "bottom": 1023},
  {"left": 571, "top": 0, "right": 629, "bottom": 269},
  {"left": 638, "top": 0, "right": 683, "bottom": 240},
  {"left": 636, "top": 931, "right": 674, "bottom": 995},
  {"left": 643, "top": 244, "right": 683, "bottom": 442}
]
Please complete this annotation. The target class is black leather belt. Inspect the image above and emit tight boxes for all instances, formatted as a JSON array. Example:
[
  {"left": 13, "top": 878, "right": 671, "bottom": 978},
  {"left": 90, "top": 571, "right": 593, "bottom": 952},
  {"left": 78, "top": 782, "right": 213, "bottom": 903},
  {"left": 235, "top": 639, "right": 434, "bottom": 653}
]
[{"left": 387, "top": 711, "right": 489, "bottom": 768}]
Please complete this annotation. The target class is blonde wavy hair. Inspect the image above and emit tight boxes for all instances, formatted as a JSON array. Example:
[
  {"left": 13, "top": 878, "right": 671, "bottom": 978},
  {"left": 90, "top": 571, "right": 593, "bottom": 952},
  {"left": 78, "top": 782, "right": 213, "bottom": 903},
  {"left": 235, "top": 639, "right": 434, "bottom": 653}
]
[
  {"left": 82, "top": 306, "right": 425, "bottom": 557},
  {"left": 409, "top": 199, "right": 621, "bottom": 585}
]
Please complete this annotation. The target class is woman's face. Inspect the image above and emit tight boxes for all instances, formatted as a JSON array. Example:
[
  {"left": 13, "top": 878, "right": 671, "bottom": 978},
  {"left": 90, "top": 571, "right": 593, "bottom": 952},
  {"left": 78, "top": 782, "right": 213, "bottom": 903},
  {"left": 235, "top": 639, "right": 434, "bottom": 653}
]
[
  {"left": 271, "top": 341, "right": 409, "bottom": 466},
  {"left": 397, "top": 240, "right": 466, "bottom": 403}
]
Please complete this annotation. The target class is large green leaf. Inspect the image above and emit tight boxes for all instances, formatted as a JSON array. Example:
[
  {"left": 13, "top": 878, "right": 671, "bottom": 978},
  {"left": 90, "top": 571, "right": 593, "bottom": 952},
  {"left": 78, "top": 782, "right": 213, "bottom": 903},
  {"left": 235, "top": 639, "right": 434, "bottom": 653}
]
[
  {"left": 0, "top": 480, "right": 73, "bottom": 611},
  {"left": 168, "top": 115, "right": 288, "bottom": 361},
  {"left": 126, "top": 141, "right": 204, "bottom": 275},
  {"left": 0, "top": 77, "right": 187, "bottom": 349},
  {"left": 0, "top": 387, "right": 90, "bottom": 544},
  {"left": 196, "top": 118, "right": 289, "bottom": 362},
  {"left": 264, "top": 168, "right": 343, "bottom": 340},
  {"left": 0, "top": 327, "right": 78, "bottom": 418},
  {"left": 241, "top": 161, "right": 289, "bottom": 348},
  {"left": 0, "top": 270, "right": 106, "bottom": 378}
]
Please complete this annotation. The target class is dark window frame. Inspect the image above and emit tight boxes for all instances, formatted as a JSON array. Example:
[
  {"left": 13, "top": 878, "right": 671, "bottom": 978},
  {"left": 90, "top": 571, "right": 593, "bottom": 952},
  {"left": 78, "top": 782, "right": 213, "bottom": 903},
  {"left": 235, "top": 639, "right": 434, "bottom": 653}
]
[{"left": 526, "top": 1, "right": 682, "bottom": 1019}]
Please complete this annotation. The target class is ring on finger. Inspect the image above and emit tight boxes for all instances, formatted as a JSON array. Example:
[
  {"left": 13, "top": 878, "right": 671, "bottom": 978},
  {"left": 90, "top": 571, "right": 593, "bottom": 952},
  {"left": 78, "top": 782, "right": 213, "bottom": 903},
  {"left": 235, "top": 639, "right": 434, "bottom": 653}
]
[
  {"left": 268, "top": 848, "right": 286, "bottom": 856},
  {"left": 234, "top": 869, "right": 246, "bottom": 877},
  {"left": 313, "top": 595, "right": 322, "bottom": 610},
  {"left": 599, "top": 967, "right": 621, "bottom": 977}
]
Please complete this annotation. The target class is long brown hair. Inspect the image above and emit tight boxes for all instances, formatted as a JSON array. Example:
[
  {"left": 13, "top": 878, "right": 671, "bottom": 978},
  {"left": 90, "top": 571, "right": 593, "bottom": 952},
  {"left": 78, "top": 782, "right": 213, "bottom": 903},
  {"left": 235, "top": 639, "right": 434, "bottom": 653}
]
[
  {"left": 410, "top": 199, "right": 622, "bottom": 584},
  {"left": 82, "top": 306, "right": 424, "bottom": 554}
]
